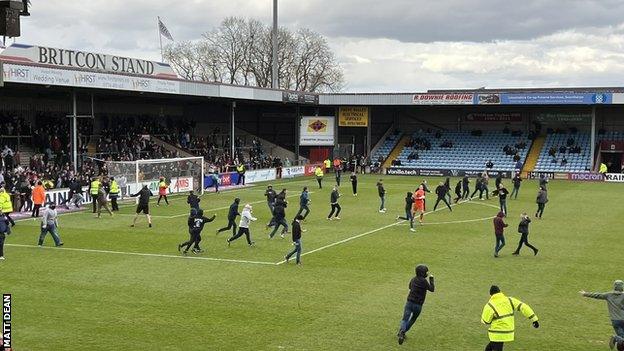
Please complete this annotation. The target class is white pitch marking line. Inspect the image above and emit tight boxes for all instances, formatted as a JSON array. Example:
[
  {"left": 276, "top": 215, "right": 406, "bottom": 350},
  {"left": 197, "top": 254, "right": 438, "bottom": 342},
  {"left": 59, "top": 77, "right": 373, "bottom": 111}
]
[
  {"left": 275, "top": 197, "right": 474, "bottom": 265},
  {"left": 5, "top": 243, "right": 276, "bottom": 266}
]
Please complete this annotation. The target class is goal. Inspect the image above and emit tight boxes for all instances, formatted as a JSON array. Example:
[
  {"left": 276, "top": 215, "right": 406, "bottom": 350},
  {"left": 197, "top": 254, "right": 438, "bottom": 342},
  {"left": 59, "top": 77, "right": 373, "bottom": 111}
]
[{"left": 102, "top": 156, "right": 205, "bottom": 198}]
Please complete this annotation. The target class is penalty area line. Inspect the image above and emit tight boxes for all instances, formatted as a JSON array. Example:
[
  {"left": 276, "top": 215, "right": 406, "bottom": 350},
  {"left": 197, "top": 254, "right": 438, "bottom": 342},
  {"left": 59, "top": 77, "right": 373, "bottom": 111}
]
[{"left": 5, "top": 244, "right": 277, "bottom": 266}]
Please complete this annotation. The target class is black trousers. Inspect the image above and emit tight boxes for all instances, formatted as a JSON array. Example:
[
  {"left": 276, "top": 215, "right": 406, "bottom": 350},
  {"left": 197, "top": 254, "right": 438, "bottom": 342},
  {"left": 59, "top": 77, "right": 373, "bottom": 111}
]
[
  {"left": 454, "top": 190, "right": 462, "bottom": 202},
  {"left": 228, "top": 227, "right": 252, "bottom": 245},
  {"left": 536, "top": 203, "right": 545, "bottom": 218},
  {"left": 217, "top": 218, "right": 237, "bottom": 236},
  {"left": 462, "top": 188, "right": 469, "bottom": 199},
  {"left": 237, "top": 174, "right": 245, "bottom": 185},
  {"left": 471, "top": 187, "right": 484, "bottom": 199},
  {"left": 157, "top": 195, "right": 169, "bottom": 205},
  {"left": 514, "top": 233, "right": 537, "bottom": 253},
  {"left": 181, "top": 230, "right": 200, "bottom": 252},
  {"left": 335, "top": 172, "right": 341, "bottom": 186},
  {"left": 296, "top": 205, "right": 310, "bottom": 219},
  {"left": 433, "top": 197, "right": 452, "bottom": 211},
  {"left": 485, "top": 341, "right": 504, "bottom": 351},
  {"left": 328, "top": 203, "right": 341, "bottom": 218},
  {"left": 352, "top": 182, "right": 357, "bottom": 194},
  {"left": 317, "top": 177, "right": 322, "bottom": 188},
  {"left": 0, "top": 232, "right": 5, "bottom": 257},
  {"left": 110, "top": 196, "right": 119, "bottom": 211},
  {"left": 5, "top": 213, "right": 14, "bottom": 226},
  {"left": 31, "top": 204, "right": 42, "bottom": 217},
  {"left": 92, "top": 197, "right": 98, "bottom": 213}
]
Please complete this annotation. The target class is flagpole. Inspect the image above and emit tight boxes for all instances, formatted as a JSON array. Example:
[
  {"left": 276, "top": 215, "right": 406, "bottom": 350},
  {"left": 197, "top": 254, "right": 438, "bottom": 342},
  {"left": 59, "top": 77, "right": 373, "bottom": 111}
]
[{"left": 157, "top": 16, "right": 163, "bottom": 62}]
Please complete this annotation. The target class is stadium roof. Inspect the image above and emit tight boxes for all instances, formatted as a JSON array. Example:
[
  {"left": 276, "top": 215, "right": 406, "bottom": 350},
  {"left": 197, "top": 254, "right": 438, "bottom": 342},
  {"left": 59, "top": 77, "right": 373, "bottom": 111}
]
[{"left": 2, "top": 43, "right": 624, "bottom": 106}]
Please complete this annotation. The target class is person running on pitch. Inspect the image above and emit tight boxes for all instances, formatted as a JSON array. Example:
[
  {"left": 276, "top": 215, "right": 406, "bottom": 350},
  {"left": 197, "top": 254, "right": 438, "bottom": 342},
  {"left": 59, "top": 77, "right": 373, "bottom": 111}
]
[
  {"left": 350, "top": 172, "right": 358, "bottom": 196},
  {"left": 157, "top": 177, "right": 169, "bottom": 206},
  {"left": 444, "top": 177, "right": 452, "bottom": 204},
  {"left": 397, "top": 264, "right": 435, "bottom": 345},
  {"left": 284, "top": 215, "right": 304, "bottom": 265},
  {"left": 187, "top": 190, "right": 201, "bottom": 211},
  {"left": 413, "top": 185, "right": 426, "bottom": 224},
  {"left": 179, "top": 209, "right": 216, "bottom": 255},
  {"left": 264, "top": 185, "right": 277, "bottom": 213},
  {"left": 512, "top": 212, "right": 538, "bottom": 256},
  {"left": 433, "top": 181, "right": 452, "bottom": 212},
  {"left": 38, "top": 203, "right": 64, "bottom": 247},
  {"left": 96, "top": 188, "right": 113, "bottom": 218},
  {"left": 327, "top": 185, "right": 341, "bottom": 220},
  {"left": 227, "top": 204, "right": 256, "bottom": 247},
  {"left": 471, "top": 175, "right": 484, "bottom": 200},
  {"left": 217, "top": 198, "right": 240, "bottom": 236},
  {"left": 109, "top": 177, "right": 120, "bottom": 211},
  {"left": 510, "top": 172, "right": 522, "bottom": 199},
  {"left": 296, "top": 187, "right": 310, "bottom": 220},
  {"left": 493, "top": 211, "right": 508, "bottom": 258},
  {"left": 498, "top": 182, "right": 510, "bottom": 216},
  {"left": 535, "top": 186, "right": 548, "bottom": 219},
  {"left": 462, "top": 175, "right": 470, "bottom": 200},
  {"left": 454, "top": 180, "right": 462, "bottom": 203},
  {"left": 481, "top": 285, "right": 539, "bottom": 351},
  {"left": 130, "top": 184, "right": 153, "bottom": 228},
  {"left": 269, "top": 193, "right": 289, "bottom": 239},
  {"left": 377, "top": 179, "right": 387, "bottom": 213},
  {"left": 396, "top": 191, "right": 415, "bottom": 232},
  {"left": 579, "top": 280, "right": 624, "bottom": 350}
]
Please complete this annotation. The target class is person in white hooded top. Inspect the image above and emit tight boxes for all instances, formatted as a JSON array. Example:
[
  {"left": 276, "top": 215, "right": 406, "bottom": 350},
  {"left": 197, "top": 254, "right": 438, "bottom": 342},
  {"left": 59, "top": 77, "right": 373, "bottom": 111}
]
[{"left": 227, "top": 204, "right": 257, "bottom": 247}]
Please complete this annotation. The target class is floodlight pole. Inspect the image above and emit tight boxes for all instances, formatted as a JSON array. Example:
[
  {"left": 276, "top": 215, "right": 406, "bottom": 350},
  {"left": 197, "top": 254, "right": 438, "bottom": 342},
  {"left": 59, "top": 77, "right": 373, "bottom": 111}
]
[
  {"left": 590, "top": 105, "right": 596, "bottom": 171},
  {"left": 271, "top": 0, "right": 278, "bottom": 89}
]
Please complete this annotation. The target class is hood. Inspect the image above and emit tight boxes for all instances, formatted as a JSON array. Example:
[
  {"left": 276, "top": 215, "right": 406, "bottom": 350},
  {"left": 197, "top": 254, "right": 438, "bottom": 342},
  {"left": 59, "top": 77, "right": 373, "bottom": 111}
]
[
  {"left": 497, "top": 211, "right": 505, "bottom": 218},
  {"left": 615, "top": 280, "right": 624, "bottom": 292}
]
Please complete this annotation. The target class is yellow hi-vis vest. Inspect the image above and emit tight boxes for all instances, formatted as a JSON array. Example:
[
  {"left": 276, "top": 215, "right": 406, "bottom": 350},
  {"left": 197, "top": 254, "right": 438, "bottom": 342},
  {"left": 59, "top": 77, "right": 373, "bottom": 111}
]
[
  {"left": 315, "top": 168, "right": 324, "bottom": 178},
  {"left": 110, "top": 180, "right": 120, "bottom": 195},
  {"left": 481, "top": 292, "right": 538, "bottom": 342},
  {"left": 324, "top": 159, "right": 331, "bottom": 168},
  {"left": 0, "top": 191, "right": 13, "bottom": 213},
  {"left": 599, "top": 163, "right": 608, "bottom": 174},
  {"left": 90, "top": 180, "right": 100, "bottom": 195},
  {"left": 237, "top": 165, "right": 245, "bottom": 173}
]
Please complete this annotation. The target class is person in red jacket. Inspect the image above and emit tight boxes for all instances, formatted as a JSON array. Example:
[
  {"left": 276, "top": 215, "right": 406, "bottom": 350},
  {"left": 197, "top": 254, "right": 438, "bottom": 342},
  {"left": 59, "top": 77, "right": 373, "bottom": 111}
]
[
  {"left": 493, "top": 211, "right": 508, "bottom": 258},
  {"left": 157, "top": 177, "right": 169, "bottom": 206}
]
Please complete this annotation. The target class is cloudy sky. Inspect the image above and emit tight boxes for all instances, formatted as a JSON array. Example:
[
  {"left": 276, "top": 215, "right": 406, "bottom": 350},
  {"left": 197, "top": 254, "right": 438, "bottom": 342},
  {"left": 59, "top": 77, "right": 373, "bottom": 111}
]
[{"left": 13, "top": 0, "right": 624, "bottom": 92}]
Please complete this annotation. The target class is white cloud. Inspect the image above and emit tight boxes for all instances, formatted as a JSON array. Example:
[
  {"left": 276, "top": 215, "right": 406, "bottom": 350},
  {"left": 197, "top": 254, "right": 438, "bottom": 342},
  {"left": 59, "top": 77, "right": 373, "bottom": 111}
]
[{"left": 330, "top": 24, "right": 624, "bottom": 92}]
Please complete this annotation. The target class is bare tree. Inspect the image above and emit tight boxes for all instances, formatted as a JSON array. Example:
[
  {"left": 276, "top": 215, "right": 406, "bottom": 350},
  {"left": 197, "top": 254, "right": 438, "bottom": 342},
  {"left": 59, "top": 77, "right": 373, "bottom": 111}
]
[{"left": 164, "top": 17, "right": 344, "bottom": 92}]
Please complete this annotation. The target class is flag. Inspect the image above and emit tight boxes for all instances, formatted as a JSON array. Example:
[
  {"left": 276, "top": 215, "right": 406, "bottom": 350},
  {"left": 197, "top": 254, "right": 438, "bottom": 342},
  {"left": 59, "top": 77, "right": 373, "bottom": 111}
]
[{"left": 158, "top": 17, "right": 174, "bottom": 41}]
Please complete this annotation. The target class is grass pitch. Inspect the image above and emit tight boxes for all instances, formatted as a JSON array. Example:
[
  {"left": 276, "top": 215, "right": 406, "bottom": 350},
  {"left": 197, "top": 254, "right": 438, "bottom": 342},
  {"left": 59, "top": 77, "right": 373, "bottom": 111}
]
[{"left": 2, "top": 175, "right": 621, "bottom": 350}]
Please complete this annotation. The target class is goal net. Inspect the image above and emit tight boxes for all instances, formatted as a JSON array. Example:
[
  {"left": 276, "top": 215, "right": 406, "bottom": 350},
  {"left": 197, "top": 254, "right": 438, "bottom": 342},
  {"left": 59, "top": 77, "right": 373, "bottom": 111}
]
[{"left": 102, "top": 156, "right": 205, "bottom": 198}]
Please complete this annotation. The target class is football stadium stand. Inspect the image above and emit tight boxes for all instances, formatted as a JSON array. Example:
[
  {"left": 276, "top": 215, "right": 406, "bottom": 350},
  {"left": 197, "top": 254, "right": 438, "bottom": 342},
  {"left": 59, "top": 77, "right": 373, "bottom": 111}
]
[
  {"left": 390, "top": 131, "right": 531, "bottom": 171},
  {"left": 533, "top": 133, "right": 591, "bottom": 172}
]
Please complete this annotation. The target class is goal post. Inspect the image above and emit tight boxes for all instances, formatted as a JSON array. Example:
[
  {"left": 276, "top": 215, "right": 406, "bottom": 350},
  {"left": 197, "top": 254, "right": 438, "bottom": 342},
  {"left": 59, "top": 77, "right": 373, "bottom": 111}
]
[{"left": 102, "top": 156, "right": 205, "bottom": 199}]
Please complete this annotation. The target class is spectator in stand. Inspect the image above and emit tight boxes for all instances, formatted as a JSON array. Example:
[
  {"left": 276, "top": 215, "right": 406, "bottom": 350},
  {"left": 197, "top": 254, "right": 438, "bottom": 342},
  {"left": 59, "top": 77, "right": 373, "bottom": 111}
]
[
  {"left": 561, "top": 157, "right": 568, "bottom": 166},
  {"left": 486, "top": 160, "right": 494, "bottom": 169},
  {"left": 548, "top": 147, "right": 556, "bottom": 157},
  {"left": 559, "top": 145, "right": 567, "bottom": 154}
]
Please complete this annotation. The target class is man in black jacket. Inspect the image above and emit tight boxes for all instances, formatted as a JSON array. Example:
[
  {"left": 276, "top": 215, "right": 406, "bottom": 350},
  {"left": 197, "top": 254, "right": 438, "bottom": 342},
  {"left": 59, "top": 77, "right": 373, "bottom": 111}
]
[
  {"left": 217, "top": 198, "right": 240, "bottom": 236},
  {"left": 512, "top": 213, "right": 538, "bottom": 256},
  {"left": 377, "top": 179, "right": 386, "bottom": 213},
  {"left": 130, "top": 185, "right": 153, "bottom": 228},
  {"left": 179, "top": 209, "right": 216, "bottom": 255},
  {"left": 498, "top": 183, "right": 509, "bottom": 216},
  {"left": 327, "top": 186, "right": 341, "bottom": 220},
  {"left": 397, "top": 264, "right": 435, "bottom": 345},
  {"left": 284, "top": 215, "right": 304, "bottom": 265},
  {"left": 396, "top": 192, "right": 415, "bottom": 232},
  {"left": 510, "top": 173, "right": 522, "bottom": 199},
  {"left": 433, "top": 182, "right": 452, "bottom": 211},
  {"left": 462, "top": 176, "right": 470, "bottom": 200},
  {"left": 269, "top": 191, "right": 289, "bottom": 239},
  {"left": 454, "top": 180, "right": 462, "bottom": 203},
  {"left": 350, "top": 172, "right": 358, "bottom": 196},
  {"left": 187, "top": 190, "right": 201, "bottom": 210},
  {"left": 264, "top": 185, "right": 277, "bottom": 213}
]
